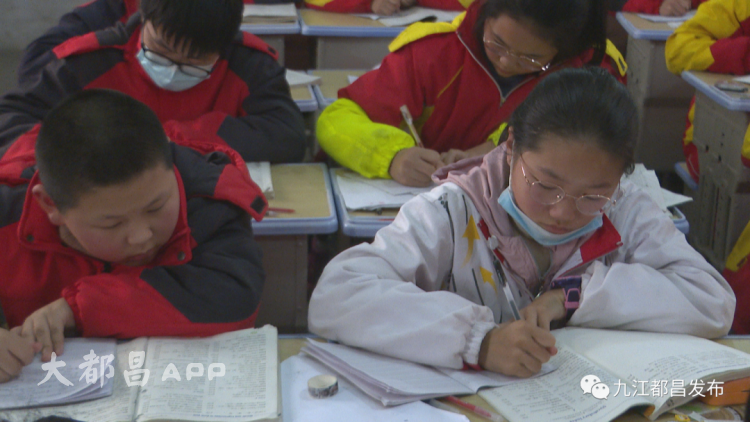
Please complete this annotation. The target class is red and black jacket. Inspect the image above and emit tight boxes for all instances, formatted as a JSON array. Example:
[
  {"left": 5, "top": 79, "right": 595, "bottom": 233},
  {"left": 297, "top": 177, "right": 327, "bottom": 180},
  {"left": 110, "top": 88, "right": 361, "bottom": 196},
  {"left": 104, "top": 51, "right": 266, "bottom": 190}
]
[
  {"left": 1, "top": 7, "right": 306, "bottom": 164},
  {"left": 0, "top": 128, "right": 268, "bottom": 338}
]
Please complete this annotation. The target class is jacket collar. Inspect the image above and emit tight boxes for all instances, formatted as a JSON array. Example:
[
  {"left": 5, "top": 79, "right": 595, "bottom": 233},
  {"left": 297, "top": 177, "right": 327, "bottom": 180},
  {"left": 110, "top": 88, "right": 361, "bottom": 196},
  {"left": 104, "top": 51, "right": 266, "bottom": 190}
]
[{"left": 17, "top": 169, "right": 194, "bottom": 269}]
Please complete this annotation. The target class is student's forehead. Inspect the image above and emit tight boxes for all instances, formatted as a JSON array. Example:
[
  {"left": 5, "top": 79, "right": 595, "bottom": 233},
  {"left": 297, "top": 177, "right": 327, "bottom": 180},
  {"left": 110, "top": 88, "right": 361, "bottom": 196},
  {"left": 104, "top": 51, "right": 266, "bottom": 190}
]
[{"left": 73, "top": 167, "right": 177, "bottom": 216}]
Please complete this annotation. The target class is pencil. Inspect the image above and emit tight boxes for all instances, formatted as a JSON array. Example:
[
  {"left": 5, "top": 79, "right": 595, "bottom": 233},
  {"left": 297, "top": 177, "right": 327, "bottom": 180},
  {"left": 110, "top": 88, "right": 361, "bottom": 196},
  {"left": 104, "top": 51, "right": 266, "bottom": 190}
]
[{"left": 399, "top": 104, "right": 425, "bottom": 148}]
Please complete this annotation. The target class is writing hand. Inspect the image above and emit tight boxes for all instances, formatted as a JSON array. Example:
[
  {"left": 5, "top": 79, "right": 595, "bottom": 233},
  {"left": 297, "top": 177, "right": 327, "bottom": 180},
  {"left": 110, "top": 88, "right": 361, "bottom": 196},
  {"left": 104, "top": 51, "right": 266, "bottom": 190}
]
[
  {"left": 389, "top": 147, "right": 445, "bottom": 186},
  {"left": 520, "top": 289, "right": 567, "bottom": 331},
  {"left": 478, "top": 321, "right": 557, "bottom": 377},
  {"left": 19, "top": 298, "right": 75, "bottom": 362},
  {"left": 372, "top": 0, "right": 401, "bottom": 15}
]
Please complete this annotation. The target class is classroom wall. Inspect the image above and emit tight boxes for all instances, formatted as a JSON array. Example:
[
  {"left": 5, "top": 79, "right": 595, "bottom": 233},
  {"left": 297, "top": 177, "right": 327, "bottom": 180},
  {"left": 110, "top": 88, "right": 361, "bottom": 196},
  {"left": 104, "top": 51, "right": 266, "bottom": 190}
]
[{"left": 0, "top": 0, "right": 87, "bottom": 50}]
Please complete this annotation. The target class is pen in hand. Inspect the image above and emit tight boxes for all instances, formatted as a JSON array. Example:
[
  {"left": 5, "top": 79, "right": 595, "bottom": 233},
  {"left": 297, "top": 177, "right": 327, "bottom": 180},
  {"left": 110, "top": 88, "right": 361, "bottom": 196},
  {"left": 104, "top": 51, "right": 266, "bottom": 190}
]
[{"left": 400, "top": 105, "right": 425, "bottom": 148}]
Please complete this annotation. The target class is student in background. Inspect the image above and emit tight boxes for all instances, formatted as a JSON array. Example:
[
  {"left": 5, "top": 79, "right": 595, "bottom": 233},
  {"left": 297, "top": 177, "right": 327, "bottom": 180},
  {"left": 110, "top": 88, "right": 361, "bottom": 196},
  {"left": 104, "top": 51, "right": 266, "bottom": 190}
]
[
  {"left": 316, "top": 0, "right": 627, "bottom": 187},
  {"left": 665, "top": 0, "right": 750, "bottom": 184},
  {"left": 0, "top": 90, "right": 267, "bottom": 382},
  {"left": 305, "top": 0, "right": 471, "bottom": 15},
  {"left": 621, "top": 0, "right": 705, "bottom": 16},
  {"left": 0, "top": 0, "right": 306, "bottom": 164},
  {"left": 309, "top": 68, "right": 734, "bottom": 376}
]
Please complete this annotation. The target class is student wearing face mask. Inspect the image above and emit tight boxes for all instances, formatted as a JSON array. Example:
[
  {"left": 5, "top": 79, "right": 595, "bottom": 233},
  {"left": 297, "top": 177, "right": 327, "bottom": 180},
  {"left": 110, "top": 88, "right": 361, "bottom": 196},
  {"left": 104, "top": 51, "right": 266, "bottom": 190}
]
[
  {"left": 308, "top": 68, "right": 734, "bottom": 377},
  {"left": 315, "top": 0, "right": 628, "bottom": 187},
  {"left": 0, "top": 0, "right": 306, "bottom": 164}
]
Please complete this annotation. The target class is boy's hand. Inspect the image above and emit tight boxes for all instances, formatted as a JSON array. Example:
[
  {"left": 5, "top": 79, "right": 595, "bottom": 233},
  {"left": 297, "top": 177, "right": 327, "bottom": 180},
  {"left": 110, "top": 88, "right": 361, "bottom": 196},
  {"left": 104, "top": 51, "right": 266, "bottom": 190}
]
[
  {"left": 372, "top": 0, "right": 401, "bottom": 15},
  {"left": 478, "top": 321, "right": 557, "bottom": 378},
  {"left": 0, "top": 328, "right": 40, "bottom": 383},
  {"left": 659, "top": 0, "right": 690, "bottom": 16},
  {"left": 389, "top": 147, "right": 445, "bottom": 187},
  {"left": 521, "top": 289, "right": 567, "bottom": 331},
  {"left": 19, "top": 298, "right": 75, "bottom": 363}
]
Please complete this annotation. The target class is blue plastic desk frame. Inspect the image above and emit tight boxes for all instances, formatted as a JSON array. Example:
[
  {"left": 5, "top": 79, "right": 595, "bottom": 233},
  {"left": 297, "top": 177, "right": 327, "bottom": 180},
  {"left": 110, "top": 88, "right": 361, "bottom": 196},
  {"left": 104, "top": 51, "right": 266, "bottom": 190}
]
[
  {"left": 252, "top": 163, "right": 338, "bottom": 236},
  {"left": 329, "top": 168, "right": 395, "bottom": 238},
  {"left": 295, "top": 85, "right": 319, "bottom": 113},
  {"left": 682, "top": 71, "right": 750, "bottom": 112},
  {"left": 615, "top": 12, "right": 674, "bottom": 41},
  {"left": 331, "top": 167, "right": 690, "bottom": 237}
]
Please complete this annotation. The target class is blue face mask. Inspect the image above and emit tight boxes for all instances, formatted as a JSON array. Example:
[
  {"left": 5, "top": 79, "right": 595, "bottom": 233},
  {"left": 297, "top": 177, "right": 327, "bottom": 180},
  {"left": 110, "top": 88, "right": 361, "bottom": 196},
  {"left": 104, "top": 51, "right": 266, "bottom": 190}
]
[
  {"left": 498, "top": 187, "right": 603, "bottom": 247},
  {"left": 137, "top": 49, "right": 208, "bottom": 92}
]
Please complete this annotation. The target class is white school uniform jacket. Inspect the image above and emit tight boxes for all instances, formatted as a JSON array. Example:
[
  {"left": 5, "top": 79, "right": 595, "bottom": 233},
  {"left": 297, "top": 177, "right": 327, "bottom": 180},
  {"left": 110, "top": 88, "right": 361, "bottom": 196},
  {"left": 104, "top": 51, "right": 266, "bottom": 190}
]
[{"left": 308, "top": 154, "right": 735, "bottom": 370}]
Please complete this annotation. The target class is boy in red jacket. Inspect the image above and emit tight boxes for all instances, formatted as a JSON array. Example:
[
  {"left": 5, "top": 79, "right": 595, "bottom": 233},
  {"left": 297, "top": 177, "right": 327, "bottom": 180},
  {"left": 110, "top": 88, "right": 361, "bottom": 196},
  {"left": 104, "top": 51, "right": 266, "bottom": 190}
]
[{"left": 0, "top": 89, "right": 267, "bottom": 382}]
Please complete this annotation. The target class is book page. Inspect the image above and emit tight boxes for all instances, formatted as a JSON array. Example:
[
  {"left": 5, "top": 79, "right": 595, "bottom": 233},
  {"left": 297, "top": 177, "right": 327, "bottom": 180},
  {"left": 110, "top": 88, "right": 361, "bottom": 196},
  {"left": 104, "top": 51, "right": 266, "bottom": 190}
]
[
  {"left": 437, "top": 363, "right": 554, "bottom": 392},
  {"left": 637, "top": 10, "right": 695, "bottom": 22},
  {"left": 336, "top": 171, "right": 433, "bottom": 210},
  {"left": 0, "top": 338, "right": 116, "bottom": 410},
  {"left": 0, "top": 338, "right": 144, "bottom": 422},
  {"left": 479, "top": 347, "right": 649, "bottom": 422},
  {"left": 243, "top": 4, "right": 297, "bottom": 17},
  {"left": 135, "top": 326, "right": 278, "bottom": 422},
  {"left": 379, "top": 7, "right": 460, "bottom": 27},
  {"left": 555, "top": 328, "right": 750, "bottom": 416},
  {"left": 246, "top": 162, "right": 274, "bottom": 199}
]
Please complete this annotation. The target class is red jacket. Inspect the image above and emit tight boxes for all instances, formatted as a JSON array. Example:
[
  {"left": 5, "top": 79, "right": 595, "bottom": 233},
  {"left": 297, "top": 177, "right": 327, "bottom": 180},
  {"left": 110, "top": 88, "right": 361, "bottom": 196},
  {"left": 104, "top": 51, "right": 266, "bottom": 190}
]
[
  {"left": 1, "top": 9, "right": 306, "bottom": 164},
  {"left": 316, "top": 2, "right": 627, "bottom": 178},
  {"left": 0, "top": 127, "right": 268, "bottom": 338}
]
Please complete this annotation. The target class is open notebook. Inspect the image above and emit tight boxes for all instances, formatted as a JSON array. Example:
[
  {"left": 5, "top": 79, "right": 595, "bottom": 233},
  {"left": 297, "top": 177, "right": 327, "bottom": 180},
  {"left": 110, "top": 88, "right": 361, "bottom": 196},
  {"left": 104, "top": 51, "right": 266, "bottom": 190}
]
[
  {"left": 0, "top": 338, "right": 116, "bottom": 410},
  {"left": 336, "top": 170, "right": 434, "bottom": 211},
  {"left": 480, "top": 328, "right": 750, "bottom": 422},
  {"left": 302, "top": 339, "right": 553, "bottom": 406},
  {"left": 0, "top": 326, "right": 280, "bottom": 422}
]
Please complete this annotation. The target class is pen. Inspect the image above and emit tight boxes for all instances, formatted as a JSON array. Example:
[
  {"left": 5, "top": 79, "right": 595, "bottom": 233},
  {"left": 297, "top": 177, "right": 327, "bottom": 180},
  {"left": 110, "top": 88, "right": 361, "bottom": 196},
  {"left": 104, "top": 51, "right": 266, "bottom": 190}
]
[
  {"left": 399, "top": 104, "right": 425, "bottom": 148},
  {"left": 445, "top": 396, "right": 507, "bottom": 422},
  {"left": 494, "top": 260, "right": 522, "bottom": 320},
  {"left": 266, "top": 207, "right": 295, "bottom": 217}
]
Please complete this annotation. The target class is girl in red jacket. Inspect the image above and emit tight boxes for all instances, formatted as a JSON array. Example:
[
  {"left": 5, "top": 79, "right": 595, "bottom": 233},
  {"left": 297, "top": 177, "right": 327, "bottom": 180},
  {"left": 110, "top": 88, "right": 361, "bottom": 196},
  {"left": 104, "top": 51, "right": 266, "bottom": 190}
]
[{"left": 317, "top": 0, "right": 627, "bottom": 187}]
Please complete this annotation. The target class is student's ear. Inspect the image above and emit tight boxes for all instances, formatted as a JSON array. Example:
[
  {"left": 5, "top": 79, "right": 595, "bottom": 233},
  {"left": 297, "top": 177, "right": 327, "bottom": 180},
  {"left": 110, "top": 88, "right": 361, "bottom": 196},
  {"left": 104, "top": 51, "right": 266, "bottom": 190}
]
[
  {"left": 31, "top": 184, "right": 64, "bottom": 226},
  {"left": 505, "top": 127, "right": 515, "bottom": 166}
]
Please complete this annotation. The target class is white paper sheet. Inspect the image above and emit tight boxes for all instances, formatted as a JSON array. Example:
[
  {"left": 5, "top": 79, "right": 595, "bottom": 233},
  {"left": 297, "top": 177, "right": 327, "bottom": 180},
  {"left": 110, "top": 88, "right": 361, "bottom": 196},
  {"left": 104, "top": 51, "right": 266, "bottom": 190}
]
[
  {"left": 285, "top": 70, "right": 321, "bottom": 87},
  {"left": 247, "top": 162, "right": 274, "bottom": 199},
  {"left": 347, "top": 75, "right": 360, "bottom": 84},
  {"left": 637, "top": 10, "right": 695, "bottom": 22},
  {"left": 622, "top": 164, "right": 692, "bottom": 212},
  {"left": 281, "top": 354, "right": 469, "bottom": 422},
  {"left": 243, "top": 4, "right": 297, "bottom": 18},
  {"left": 336, "top": 171, "right": 434, "bottom": 210},
  {"left": 734, "top": 75, "right": 750, "bottom": 85}
]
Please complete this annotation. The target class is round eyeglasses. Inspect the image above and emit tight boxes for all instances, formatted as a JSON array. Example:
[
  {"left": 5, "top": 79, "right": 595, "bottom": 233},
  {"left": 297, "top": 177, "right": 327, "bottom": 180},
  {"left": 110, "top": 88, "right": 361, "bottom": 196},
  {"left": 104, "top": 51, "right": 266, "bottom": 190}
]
[
  {"left": 519, "top": 156, "right": 618, "bottom": 216},
  {"left": 482, "top": 37, "right": 551, "bottom": 72},
  {"left": 140, "top": 41, "right": 214, "bottom": 78}
]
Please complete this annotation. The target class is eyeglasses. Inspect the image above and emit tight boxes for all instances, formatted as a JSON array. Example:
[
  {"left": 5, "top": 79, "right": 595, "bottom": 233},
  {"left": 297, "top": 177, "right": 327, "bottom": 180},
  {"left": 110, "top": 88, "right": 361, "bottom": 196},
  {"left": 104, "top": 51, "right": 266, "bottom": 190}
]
[
  {"left": 140, "top": 41, "right": 214, "bottom": 78},
  {"left": 519, "top": 155, "right": 618, "bottom": 216},
  {"left": 482, "top": 37, "right": 551, "bottom": 72}
]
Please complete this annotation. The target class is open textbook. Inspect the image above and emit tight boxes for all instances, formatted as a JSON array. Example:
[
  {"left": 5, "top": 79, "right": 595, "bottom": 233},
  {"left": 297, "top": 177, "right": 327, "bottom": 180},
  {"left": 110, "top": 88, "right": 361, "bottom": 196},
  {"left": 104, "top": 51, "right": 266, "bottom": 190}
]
[
  {"left": 354, "top": 7, "right": 460, "bottom": 27},
  {"left": 0, "top": 326, "right": 280, "bottom": 422},
  {"left": 302, "top": 339, "right": 553, "bottom": 406},
  {"left": 479, "top": 328, "right": 750, "bottom": 422},
  {"left": 0, "top": 338, "right": 116, "bottom": 410}
]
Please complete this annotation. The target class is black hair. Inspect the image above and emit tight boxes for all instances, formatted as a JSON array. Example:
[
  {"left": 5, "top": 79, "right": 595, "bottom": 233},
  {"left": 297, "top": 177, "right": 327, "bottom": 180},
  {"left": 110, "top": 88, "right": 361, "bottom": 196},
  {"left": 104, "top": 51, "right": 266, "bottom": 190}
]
[
  {"left": 36, "top": 89, "right": 173, "bottom": 212},
  {"left": 508, "top": 67, "right": 637, "bottom": 174},
  {"left": 140, "top": 0, "right": 243, "bottom": 58},
  {"left": 474, "top": 0, "right": 607, "bottom": 66}
]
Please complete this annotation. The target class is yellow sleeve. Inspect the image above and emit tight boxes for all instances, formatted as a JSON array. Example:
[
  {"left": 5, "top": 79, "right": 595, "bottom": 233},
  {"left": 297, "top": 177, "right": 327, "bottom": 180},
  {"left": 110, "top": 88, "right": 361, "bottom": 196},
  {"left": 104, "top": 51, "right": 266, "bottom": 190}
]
[
  {"left": 665, "top": 0, "right": 746, "bottom": 74},
  {"left": 486, "top": 123, "right": 508, "bottom": 146},
  {"left": 316, "top": 98, "right": 416, "bottom": 179}
]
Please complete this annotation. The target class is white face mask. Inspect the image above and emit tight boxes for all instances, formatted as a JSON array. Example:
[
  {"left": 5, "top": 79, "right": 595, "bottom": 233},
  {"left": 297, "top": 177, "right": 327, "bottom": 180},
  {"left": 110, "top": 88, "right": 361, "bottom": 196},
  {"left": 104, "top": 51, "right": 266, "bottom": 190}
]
[{"left": 136, "top": 49, "right": 209, "bottom": 92}]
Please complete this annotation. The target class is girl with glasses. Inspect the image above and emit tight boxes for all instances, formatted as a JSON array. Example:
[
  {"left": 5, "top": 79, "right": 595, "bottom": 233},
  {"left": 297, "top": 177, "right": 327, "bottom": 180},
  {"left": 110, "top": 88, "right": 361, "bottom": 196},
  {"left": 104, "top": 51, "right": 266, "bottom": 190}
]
[
  {"left": 316, "top": 0, "right": 628, "bottom": 187},
  {"left": 309, "top": 68, "right": 734, "bottom": 377}
]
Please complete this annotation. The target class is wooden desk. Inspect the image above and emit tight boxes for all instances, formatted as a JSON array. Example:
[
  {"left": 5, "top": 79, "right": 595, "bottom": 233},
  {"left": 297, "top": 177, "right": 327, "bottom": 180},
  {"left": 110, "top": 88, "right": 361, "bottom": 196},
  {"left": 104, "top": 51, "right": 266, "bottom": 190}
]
[
  {"left": 300, "top": 9, "right": 400, "bottom": 69},
  {"left": 680, "top": 71, "right": 750, "bottom": 269},
  {"left": 278, "top": 336, "right": 750, "bottom": 422},
  {"left": 252, "top": 164, "right": 337, "bottom": 332},
  {"left": 616, "top": 12, "right": 695, "bottom": 172},
  {"left": 290, "top": 83, "right": 318, "bottom": 113},
  {"left": 310, "top": 69, "right": 368, "bottom": 108}
]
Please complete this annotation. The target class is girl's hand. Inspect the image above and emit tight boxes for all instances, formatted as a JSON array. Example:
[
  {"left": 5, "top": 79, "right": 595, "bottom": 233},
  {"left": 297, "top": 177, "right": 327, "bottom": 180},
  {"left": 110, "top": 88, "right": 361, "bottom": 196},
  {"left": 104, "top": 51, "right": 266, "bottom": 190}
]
[
  {"left": 478, "top": 322, "right": 557, "bottom": 377},
  {"left": 0, "top": 328, "right": 40, "bottom": 383},
  {"left": 371, "top": 0, "right": 401, "bottom": 15},
  {"left": 659, "top": 0, "right": 690, "bottom": 16},
  {"left": 521, "top": 289, "right": 567, "bottom": 331},
  {"left": 389, "top": 147, "right": 445, "bottom": 186},
  {"left": 19, "top": 298, "right": 75, "bottom": 362}
]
